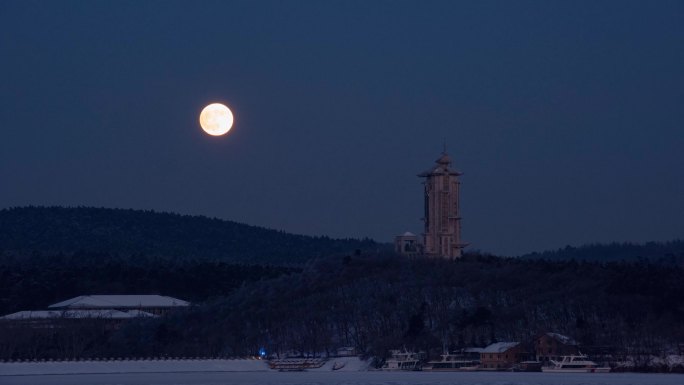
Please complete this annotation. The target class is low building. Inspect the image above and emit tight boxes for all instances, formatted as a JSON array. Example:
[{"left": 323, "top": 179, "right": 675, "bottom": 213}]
[
  {"left": 0, "top": 309, "right": 155, "bottom": 320},
  {"left": 1, "top": 295, "right": 189, "bottom": 329},
  {"left": 479, "top": 342, "right": 526, "bottom": 370},
  {"left": 0, "top": 309, "right": 156, "bottom": 329},
  {"left": 535, "top": 332, "right": 579, "bottom": 362},
  {"left": 394, "top": 232, "right": 422, "bottom": 256},
  {"left": 335, "top": 346, "right": 357, "bottom": 357},
  {"left": 48, "top": 295, "right": 190, "bottom": 315}
]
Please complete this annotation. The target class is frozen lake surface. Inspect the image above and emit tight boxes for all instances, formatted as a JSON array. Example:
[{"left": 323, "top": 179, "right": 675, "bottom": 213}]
[
  {"left": 1, "top": 360, "right": 682, "bottom": 385},
  {"left": 1, "top": 371, "right": 682, "bottom": 385}
]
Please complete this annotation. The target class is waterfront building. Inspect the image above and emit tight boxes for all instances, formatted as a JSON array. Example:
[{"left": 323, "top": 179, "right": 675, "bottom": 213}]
[
  {"left": 535, "top": 332, "right": 580, "bottom": 362},
  {"left": 479, "top": 342, "right": 525, "bottom": 370}
]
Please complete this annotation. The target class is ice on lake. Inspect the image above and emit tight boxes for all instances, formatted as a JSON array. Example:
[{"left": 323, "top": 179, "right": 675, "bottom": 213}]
[
  {"left": 1, "top": 371, "right": 683, "bottom": 385},
  {"left": 1, "top": 359, "right": 681, "bottom": 385}
]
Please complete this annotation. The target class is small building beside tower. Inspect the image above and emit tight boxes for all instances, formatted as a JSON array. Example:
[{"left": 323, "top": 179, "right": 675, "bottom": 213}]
[{"left": 394, "top": 231, "right": 421, "bottom": 256}]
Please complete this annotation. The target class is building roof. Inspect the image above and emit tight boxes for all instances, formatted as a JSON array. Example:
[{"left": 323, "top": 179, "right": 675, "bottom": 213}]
[
  {"left": 417, "top": 152, "right": 462, "bottom": 177},
  {"left": 436, "top": 153, "right": 451, "bottom": 164},
  {"left": 545, "top": 332, "right": 578, "bottom": 346},
  {"left": 48, "top": 295, "right": 190, "bottom": 309},
  {"left": 0, "top": 309, "right": 157, "bottom": 320},
  {"left": 401, "top": 231, "right": 416, "bottom": 237},
  {"left": 481, "top": 342, "right": 520, "bottom": 353}
]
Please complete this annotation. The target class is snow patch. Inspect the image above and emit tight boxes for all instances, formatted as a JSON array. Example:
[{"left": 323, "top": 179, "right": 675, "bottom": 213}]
[{"left": 0, "top": 358, "right": 269, "bottom": 376}]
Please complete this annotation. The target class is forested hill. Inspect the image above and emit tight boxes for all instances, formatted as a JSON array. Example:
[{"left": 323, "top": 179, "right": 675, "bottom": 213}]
[
  {"left": 519, "top": 240, "right": 684, "bottom": 263},
  {"left": 0, "top": 206, "right": 381, "bottom": 265}
]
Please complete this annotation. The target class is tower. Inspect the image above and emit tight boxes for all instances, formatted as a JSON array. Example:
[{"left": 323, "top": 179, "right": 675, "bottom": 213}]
[{"left": 418, "top": 151, "right": 465, "bottom": 258}]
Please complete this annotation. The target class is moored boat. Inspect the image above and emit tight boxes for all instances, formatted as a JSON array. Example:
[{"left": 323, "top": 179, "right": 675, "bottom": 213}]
[
  {"left": 511, "top": 361, "right": 542, "bottom": 372},
  {"left": 423, "top": 353, "right": 480, "bottom": 371},
  {"left": 541, "top": 354, "right": 610, "bottom": 373},
  {"left": 381, "top": 349, "right": 423, "bottom": 371}
]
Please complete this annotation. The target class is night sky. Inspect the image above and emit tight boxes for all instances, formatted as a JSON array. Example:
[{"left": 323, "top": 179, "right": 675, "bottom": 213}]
[{"left": 1, "top": 1, "right": 683, "bottom": 256}]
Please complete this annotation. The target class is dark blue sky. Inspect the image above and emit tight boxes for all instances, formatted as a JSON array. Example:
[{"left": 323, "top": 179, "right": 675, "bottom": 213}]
[{"left": 1, "top": 0, "right": 682, "bottom": 255}]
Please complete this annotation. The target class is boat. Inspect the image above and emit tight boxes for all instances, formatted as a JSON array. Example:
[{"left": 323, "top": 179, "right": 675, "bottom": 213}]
[
  {"left": 423, "top": 353, "right": 480, "bottom": 371},
  {"left": 541, "top": 354, "right": 610, "bottom": 373},
  {"left": 510, "top": 361, "right": 542, "bottom": 372},
  {"left": 381, "top": 349, "right": 423, "bottom": 371},
  {"left": 268, "top": 357, "right": 326, "bottom": 371}
]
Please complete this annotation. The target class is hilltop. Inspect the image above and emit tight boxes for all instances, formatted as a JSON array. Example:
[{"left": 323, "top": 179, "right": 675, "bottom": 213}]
[
  {"left": 519, "top": 240, "right": 684, "bottom": 264},
  {"left": 0, "top": 206, "right": 382, "bottom": 265}
]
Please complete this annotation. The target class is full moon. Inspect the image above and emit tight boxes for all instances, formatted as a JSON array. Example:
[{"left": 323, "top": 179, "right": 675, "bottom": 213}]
[{"left": 199, "top": 103, "right": 234, "bottom": 136}]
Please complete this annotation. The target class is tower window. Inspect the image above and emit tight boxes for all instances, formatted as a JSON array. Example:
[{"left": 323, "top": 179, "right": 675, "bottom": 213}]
[{"left": 441, "top": 195, "right": 449, "bottom": 230}]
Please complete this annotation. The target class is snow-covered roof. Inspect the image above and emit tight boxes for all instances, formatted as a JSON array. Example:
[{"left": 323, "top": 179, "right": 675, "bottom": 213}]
[
  {"left": 48, "top": 295, "right": 190, "bottom": 309},
  {"left": 401, "top": 231, "right": 416, "bottom": 237},
  {"left": 546, "top": 332, "right": 578, "bottom": 346},
  {"left": 481, "top": 342, "right": 519, "bottom": 353},
  {"left": 0, "top": 309, "right": 157, "bottom": 320}
]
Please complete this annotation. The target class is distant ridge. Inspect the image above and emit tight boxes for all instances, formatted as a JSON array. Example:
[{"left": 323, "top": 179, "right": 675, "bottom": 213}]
[
  {"left": 519, "top": 240, "right": 684, "bottom": 263},
  {"left": 0, "top": 206, "right": 382, "bottom": 265}
]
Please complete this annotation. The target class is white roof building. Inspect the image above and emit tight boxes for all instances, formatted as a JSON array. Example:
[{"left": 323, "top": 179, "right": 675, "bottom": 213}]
[
  {"left": 0, "top": 309, "right": 156, "bottom": 321},
  {"left": 0, "top": 295, "right": 190, "bottom": 322},
  {"left": 48, "top": 295, "right": 189, "bottom": 311}
]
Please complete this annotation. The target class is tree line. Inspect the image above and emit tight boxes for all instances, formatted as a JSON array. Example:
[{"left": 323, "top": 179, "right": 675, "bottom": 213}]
[
  {"left": 0, "top": 206, "right": 382, "bottom": 265},
  {"left": 519, "top": 240, "right": 684, "bottom": 263},
  {"left": 2, "top": 252, "right": 682, "bottom": 365}
]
